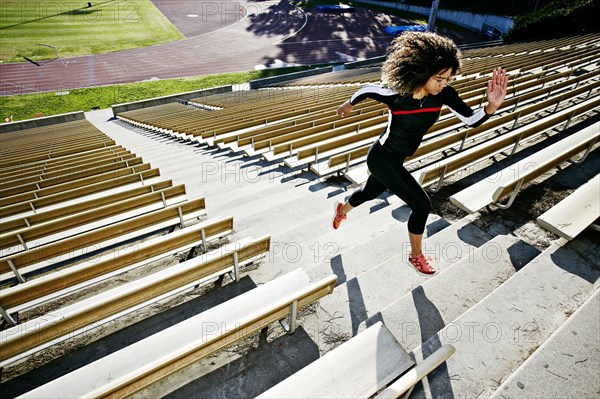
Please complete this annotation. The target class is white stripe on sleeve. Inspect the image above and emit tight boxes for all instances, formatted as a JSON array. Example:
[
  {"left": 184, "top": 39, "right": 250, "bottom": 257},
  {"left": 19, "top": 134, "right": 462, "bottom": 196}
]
[
  {"left": 350, "top": 85, "right": 397, "bottom": 104},
  {"left": 378, "top": 109, "right": 393, "bottom": 146},
  {"left": 449, "top": 106, "right": 488, "bottom": 127}
]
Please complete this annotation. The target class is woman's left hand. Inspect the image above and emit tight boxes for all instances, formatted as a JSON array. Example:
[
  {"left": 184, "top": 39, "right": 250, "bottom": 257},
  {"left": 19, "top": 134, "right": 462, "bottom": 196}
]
[{"left": 485, "top": 67, "right": 508, "bottom": 114}]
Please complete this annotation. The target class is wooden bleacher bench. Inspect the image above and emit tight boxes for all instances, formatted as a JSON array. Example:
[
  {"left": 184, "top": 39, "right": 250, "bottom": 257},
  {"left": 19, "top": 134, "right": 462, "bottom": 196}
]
[
  {"left": 119, "top": 87, "right": 359, "bottom": 146},
  {"left": 537, "top": 174, "right": 600, "bottom": 240},
  {"left": 258, "top": 321, "right": 456, "bottom": 399},
  {"left": 281, "top": 122, "right": 386, "bottom": 166},
  {"left": 194, "top": 98, "right": 354, "bottom": 145},
  {"left": 257, "top": 321, "right": 414, "bottom": 398},
  {"left": 0, "top": 213, "right": 227, "bottom": 325},
  {"left": 318, "top": 69, "right": 598, "bottom": 178},
  {"left": 0, "top": 150, "right": 138, "bottom": 190},
  {"left": 253, "top": 104, "right": 385, "bottom": 157},
  {"left": 18, "top": 269, "right": 337, "bottom": 399},
  {"left": 1, "top": 139, "right": 116, "bottom": 168},
  {"left": 0, "top": 168, "right": 161, "bottom": 221},
  {"left": 343, "top": 93, "right": 597, "bottom": 186},
  {"left": 1, "top": 128, "right": 109, "bottom": 151},
  {"left": 0, "top": 156, "right": 145, "bottom": 199},
  {"left": 416, "top": 96, "right": 600, "bottom": 191},
  {"left": 0, "top": 145, "right": 130, "bottom": 180},
  {"left": 0, "top": 235, "right": 270, "bottom": 367},
  {"left": 450, "top": 122, "right": 599, "bottom": 213},
  {"left": 218, "top": 91, "right": 374, "bottom": 151},
  {"left": 124, "top": 88, "right": 344, "bottom": 141},
  {"left": 0, "top": 184, "right": 188, "bottom": 253},
  {"left": 0, "top": 180, "right": 174, "bottom": 234},
  {"left": 0, "top": 162, "right": 155, "bottom": 209},
  {"left": 0, "top": 198, "right": 207, "bottom": 286},
  {"left": 3, "top": 133, "right": 112, "bottom": 155}
]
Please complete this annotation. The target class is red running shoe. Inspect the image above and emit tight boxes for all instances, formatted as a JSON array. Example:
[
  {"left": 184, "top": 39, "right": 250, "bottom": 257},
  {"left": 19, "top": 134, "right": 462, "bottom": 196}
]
[
  {"left": 408, "top": 253, "right": 437, "bottom": 276},
  {"left": 332, "top": 201, "right": 346, "bottom": 229}
]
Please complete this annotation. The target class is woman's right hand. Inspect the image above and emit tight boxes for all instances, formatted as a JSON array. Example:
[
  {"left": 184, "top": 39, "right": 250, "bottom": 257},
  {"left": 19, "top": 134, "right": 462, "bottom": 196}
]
[{"left": 336, "top": 101, "right": 353, "bottom": 118}]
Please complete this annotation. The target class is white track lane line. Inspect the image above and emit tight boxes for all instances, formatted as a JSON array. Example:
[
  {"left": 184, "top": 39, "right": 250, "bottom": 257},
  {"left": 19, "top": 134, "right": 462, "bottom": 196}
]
[{"left": 273, "top": 3, "right": 308, "bottom": 44}]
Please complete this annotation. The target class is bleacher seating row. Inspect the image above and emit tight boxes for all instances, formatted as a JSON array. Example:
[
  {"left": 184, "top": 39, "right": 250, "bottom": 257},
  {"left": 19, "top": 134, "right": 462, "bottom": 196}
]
[
  {"left": 449, "top": 122, "right": 599, "bottom": 212},
  {"left": 0, "top": 118, "right": 340, "bottom": 397},
  {"left": 18, "top": 269, "right": 338, "bottom": 398}
]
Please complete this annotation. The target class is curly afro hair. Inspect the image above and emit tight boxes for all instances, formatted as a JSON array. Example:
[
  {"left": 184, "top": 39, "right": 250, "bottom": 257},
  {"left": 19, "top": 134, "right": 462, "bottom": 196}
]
[{"left": 382, "top": 31, "right": 462, "bottom": 95}]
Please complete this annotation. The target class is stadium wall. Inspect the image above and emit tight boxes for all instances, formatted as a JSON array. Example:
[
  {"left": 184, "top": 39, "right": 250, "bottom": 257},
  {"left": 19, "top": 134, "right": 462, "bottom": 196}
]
[
  {"left": 355, "top": 0, "right": 514, "bottom": 36},
  {"left": 0, "top": 111, "right": 86, "bottom": 134},
  {"left": 249, "top": 66, "right": 335, "bottom": 89},
  {"left": 111, "top": 85, "right": 233, "bottom": 116}
]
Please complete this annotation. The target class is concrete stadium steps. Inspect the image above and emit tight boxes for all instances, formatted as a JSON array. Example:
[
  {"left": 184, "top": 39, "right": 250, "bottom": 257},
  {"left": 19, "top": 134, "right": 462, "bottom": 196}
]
[
  {"left": 313, "top": 213, "right": 484, "bottom": 284},
  {"left": 95, "top": 106, "right": 459, "bottom": 338},
  {"left": 93, "top": 111, "right": 451, "bottom": 266},
  {"left": 242, "top": 193, "right": 444, "bottom": 284},
  {"left": 355, "top": 234, "right": 540, "bottom": 351},
  {"left": 489, "top": 287, "right": 600, "bottom": 399},
  {"left": 406, "top": 242, "right": 599, "bottom": 398},
  {"left": 89, "top": 111, "right": 313, "bottom": 200},
  {"left": 92, "top": 114, "right": 349, "bottom": 245},
  {"left": 302, "top": 215, "right": 494, "bottom": 331},
  {"left": 294, "top": 215, "right": 496, "bottom": 343}
]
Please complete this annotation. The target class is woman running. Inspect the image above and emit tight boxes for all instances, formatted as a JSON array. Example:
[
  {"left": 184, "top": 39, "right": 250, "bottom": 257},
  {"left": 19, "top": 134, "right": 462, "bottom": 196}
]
[{"left": 332, "top": 31, "right": 508, "bottom": 276}]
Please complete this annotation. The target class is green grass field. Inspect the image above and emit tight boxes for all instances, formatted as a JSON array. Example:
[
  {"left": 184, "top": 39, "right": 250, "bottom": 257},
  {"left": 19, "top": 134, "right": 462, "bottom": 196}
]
[
  {"left": 0, "top": 0, "right": 184, "bottom": 62},
  {"left": 0, "top": 67, "right": 313, "bottom": 121}
]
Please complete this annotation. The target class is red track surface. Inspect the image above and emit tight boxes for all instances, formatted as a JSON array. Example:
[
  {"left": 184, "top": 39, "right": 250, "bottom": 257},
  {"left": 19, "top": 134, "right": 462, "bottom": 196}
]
[{"left": 0, "top": 0, "right": 482, "bottom": 96}]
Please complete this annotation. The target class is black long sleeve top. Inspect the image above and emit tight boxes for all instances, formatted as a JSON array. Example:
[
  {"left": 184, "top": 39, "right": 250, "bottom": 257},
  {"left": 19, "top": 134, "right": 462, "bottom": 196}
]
[{"left": 349, "top": 84, "right": 492, "bottom": 155}]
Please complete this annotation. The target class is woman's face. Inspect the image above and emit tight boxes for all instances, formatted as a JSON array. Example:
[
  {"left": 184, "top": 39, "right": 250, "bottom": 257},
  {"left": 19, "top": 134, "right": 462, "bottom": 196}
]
[{"left": 423, "top": 68, "right": 453, "bottom": 95}]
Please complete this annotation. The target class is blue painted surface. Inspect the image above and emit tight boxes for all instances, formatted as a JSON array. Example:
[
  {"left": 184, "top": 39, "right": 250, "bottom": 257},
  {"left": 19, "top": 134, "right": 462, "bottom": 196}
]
[{"left": 383, "top": 25, "right": 427, "bottom": 34}]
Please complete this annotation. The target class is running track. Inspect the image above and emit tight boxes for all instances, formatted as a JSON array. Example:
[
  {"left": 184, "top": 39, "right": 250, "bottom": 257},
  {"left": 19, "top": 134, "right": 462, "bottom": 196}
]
[{"left": 0, "top": 0, "right": 398, "bottom": 96}]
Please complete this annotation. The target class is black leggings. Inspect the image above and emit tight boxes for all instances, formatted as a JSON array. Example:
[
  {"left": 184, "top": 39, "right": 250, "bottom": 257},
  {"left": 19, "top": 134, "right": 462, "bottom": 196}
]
[{"left": 348, "top": 140, "right": 431, "bottom": 235}]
